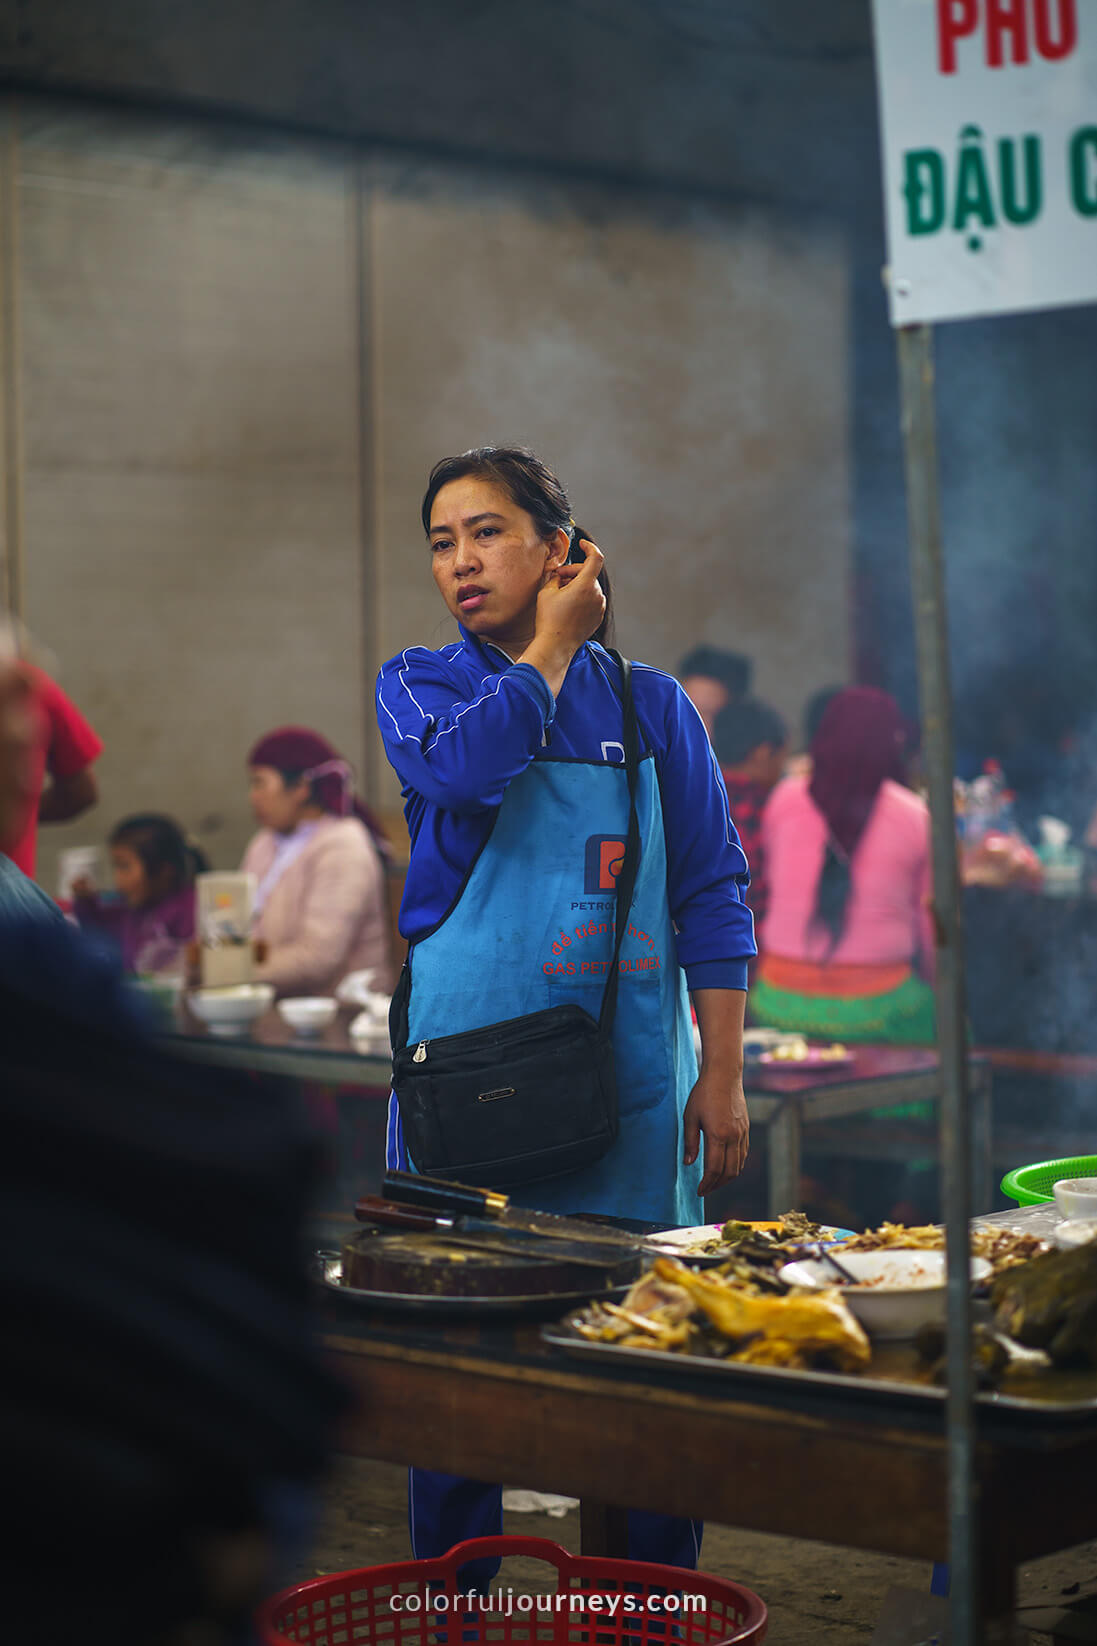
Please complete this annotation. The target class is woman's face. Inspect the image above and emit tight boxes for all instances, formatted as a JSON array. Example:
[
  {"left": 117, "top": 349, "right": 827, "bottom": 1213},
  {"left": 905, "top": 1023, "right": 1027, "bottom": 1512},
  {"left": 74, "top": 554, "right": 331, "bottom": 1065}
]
[
  {"left": 428, "top": 477, "right": 567, "bottom": 648},
  {"left": 248, "top": 765, "right": 309, "bottom": 833}
]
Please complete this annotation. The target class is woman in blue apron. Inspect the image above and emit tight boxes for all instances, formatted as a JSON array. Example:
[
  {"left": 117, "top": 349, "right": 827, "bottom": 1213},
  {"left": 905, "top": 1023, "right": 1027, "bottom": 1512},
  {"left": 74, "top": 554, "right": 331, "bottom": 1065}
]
[{"left": 377, "top": 446, "right": 756, "bottom": 1582}]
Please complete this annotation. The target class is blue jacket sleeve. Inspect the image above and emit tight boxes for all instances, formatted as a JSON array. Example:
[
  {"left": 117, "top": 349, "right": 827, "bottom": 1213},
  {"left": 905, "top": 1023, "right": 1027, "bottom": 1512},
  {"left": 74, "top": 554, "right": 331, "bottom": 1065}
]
[
  {"left": 376, "top": 649, "right": 555, "bottom": 814},
  {"left": 639, "top": 669, "right": 756, "bottom": 992}
]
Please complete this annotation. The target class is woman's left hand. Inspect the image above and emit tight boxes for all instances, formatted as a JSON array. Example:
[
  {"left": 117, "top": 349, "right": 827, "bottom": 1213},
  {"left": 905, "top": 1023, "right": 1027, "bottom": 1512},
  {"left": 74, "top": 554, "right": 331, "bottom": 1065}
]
[{"left": 683, "top": 1068, "right": 750, "bottom": 1196}]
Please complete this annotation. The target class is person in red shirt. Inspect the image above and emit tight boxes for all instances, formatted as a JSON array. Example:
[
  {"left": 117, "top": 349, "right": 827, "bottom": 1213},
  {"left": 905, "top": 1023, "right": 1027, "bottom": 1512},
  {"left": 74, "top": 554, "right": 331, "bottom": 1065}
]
[
  {"left": 713, "top": 696, "right": 787, "bottom": 935},
  {"left": 3, "top": 665, "right": 103, "bottom": 877}
]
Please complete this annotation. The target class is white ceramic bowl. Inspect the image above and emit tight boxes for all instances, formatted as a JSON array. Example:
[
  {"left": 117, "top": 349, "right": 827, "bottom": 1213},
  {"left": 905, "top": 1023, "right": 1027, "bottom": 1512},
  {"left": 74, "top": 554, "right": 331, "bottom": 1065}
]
[
  {"left": 1053, "top": 1217, "right": 1097, "bottom": 1250},
  {"left": 188, "top": 984, "right": 275, "bottom": 1037},
  {"left": 778, "top": 1249, "right": 993, "bottom": 1340},
  {"left": 1053, "top": 1177, "right": 1097, "bottom": 1220},
  {"left": 276, "top": 996, "right": 338, "bottom": 1036}
]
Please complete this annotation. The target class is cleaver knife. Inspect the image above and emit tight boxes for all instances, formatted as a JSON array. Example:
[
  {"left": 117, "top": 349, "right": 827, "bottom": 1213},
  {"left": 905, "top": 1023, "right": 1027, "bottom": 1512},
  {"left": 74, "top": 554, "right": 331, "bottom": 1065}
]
[
  {"left": 355, "top": 1196, "right": 643, "bottom": 1275},
  {"left": 382, "top": 1169, "right": 651, "bottom": 1254}
]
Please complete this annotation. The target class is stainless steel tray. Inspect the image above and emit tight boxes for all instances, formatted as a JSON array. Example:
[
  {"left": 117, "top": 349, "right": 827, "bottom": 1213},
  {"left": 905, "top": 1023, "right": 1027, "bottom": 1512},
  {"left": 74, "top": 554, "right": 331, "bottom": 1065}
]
[
  {"left": 541, "top": 1319, "right": 1097, "bottom": 1418},
  {"left": 315, "top": 1253, "right": 631, "bottom": 1318}
]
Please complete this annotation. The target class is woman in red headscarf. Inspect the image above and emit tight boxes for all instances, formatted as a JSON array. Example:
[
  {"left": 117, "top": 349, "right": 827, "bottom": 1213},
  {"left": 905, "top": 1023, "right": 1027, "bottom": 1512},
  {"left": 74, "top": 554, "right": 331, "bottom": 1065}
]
[
  {"left": 242, "top": 727, "right": 395, "bottom": 997},
  {"left": 749, "top": 688, "right": 936, "bottom": 1043}
]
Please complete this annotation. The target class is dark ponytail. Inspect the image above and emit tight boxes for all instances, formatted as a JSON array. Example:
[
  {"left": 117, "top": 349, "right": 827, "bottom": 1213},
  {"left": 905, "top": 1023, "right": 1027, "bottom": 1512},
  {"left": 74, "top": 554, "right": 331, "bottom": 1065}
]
[
  {"left": 813, "top": 841, "right": 853, "bottom": 952},
  {"left": 421, "top": 447, "right": 614, "bottom": 647}
]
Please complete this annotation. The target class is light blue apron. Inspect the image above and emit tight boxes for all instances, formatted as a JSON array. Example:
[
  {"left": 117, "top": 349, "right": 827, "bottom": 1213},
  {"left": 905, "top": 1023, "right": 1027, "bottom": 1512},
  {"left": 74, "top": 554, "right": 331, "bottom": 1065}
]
[{"left": 387, "top": 748, "right": 702, "bottom": 1226}]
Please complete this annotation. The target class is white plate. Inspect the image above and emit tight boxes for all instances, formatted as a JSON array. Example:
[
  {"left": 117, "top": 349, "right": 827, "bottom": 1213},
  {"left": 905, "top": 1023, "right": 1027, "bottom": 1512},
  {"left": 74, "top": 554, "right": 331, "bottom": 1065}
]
[
  {"left": 645, "top": 1221, "right": 853, "bottom": 1261},
  {"left": 1053, "top": 1218, "right": 1097, "bottom": 1250}
]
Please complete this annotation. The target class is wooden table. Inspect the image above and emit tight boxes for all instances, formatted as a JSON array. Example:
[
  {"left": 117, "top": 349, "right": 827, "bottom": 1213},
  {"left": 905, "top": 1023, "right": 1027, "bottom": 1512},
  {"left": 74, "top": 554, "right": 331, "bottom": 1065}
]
[
  {"left": 323, "top": 1293, "right": 1097, "bottom": 1636},
  {"left": 744, "top": 1046, "right": 994, "bottom": 1216},
  {"left": 158, "top": 1007, "right": 391, "bottom": 1216},
  {"left": 158, "top": 1018, "right": 993, "bottom": 1218},
  {"left": 159, "top": 1004, "right": 392, "bottom": 1087}
]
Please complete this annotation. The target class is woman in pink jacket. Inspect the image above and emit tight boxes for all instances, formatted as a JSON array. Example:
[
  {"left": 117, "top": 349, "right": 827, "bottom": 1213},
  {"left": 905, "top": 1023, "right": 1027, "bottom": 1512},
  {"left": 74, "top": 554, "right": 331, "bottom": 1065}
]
[
  {"left": 750, "top": 688, "right": 935, "bottom": 1044},
  {"left": 242, "top": 727, "right": 395, "bottom": 998}
]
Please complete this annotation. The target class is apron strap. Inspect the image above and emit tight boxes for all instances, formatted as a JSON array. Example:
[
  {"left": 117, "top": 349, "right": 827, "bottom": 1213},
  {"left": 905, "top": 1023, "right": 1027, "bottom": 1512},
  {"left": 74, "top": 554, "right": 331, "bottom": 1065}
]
[{"left": 598, "top": 649, "right": 641, "bottom": 1036}]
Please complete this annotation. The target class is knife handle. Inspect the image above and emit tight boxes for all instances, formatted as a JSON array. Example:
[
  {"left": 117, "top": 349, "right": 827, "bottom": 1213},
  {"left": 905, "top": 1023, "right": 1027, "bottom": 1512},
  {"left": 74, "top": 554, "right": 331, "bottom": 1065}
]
[
  {"left": 383, "top": 1170, "right": 508, "bottom": 1219},
  {"left": 355, "top": 1195, "right": 450, "bottom": 1233}
]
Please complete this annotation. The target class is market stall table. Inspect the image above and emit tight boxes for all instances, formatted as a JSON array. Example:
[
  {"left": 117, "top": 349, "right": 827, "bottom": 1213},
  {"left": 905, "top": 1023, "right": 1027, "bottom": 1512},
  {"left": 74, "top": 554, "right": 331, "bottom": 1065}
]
[
  {"left": 321, "top": 1270, "right": 1097, "bottom": 1636},
  {"left": 159, "top": 1005, "right": 391, "bottom": 1217},
  {"left": 159, "top": 1002, "right": 391, "bottom": 1086},
  {"left": 744, "top": 1045, "right": 993, "bottom": 1216},
  {"left": 160, "top": 1013, "right": 992, "bottom": 1217}
]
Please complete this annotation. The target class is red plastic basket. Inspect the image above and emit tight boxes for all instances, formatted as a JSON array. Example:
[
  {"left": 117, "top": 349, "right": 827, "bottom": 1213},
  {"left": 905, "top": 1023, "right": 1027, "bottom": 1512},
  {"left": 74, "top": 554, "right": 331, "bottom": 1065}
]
[{"left": 258, "top": 1535, "right": 767, "bottom": 1646}]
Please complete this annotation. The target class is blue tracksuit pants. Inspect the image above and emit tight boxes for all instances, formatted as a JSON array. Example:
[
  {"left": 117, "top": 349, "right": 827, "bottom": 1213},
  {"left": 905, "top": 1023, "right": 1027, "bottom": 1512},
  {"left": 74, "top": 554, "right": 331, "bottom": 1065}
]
[{"left": 409, "top": 1469, "right": 703, "bottom": 1589}]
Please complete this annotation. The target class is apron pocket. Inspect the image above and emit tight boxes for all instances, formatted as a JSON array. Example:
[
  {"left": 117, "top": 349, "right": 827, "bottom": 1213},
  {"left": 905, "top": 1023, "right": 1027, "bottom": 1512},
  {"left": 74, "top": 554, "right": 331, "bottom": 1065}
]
[{"left": 546, "top": 970, "right": 670, "bottom": 1117}]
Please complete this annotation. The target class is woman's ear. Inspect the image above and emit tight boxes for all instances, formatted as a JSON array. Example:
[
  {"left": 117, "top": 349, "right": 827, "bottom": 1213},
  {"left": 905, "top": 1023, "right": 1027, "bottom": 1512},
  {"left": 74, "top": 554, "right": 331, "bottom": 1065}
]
[{"left": 545, "top": 527, "right": 570, "bottom": 567}]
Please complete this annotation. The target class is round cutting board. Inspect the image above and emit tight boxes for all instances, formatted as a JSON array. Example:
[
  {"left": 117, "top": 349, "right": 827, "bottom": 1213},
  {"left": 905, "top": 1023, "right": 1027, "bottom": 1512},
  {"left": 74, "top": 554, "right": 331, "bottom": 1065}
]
[{"left": 338, "top": 1227, "right": 642, "bottom": 1304}]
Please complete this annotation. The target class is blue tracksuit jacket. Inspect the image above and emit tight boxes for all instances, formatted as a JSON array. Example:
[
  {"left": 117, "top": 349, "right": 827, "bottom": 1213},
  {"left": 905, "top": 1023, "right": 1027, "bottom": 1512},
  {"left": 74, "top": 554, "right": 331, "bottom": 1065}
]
[{"left": 376, "top": 629, "right": 755, "bottom": 989}]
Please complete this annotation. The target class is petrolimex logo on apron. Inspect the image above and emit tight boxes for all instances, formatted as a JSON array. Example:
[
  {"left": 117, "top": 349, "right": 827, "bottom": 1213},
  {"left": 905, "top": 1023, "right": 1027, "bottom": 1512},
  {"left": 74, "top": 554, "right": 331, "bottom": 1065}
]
[
  {"left": 584, "top": 835, "right": 626, "bottom": 893},
  {"left": 544, "top": 836, "right": 663, "bottom": 976}
]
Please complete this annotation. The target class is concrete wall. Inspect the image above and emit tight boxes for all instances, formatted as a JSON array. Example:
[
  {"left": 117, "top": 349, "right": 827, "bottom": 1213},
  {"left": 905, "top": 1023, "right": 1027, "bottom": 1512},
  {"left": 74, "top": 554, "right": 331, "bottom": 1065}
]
[
  {"left": 1, "top": 98, "right": 852, "bottom": 889},
  {"left": 369, "top": 159, "right": 851, "bottom": 800},
  {"left": 0, "top": 0, "right": 877, "bottom": 206},
  {"left": 10, "top": 102, "right": 367, "bottom": 884}
]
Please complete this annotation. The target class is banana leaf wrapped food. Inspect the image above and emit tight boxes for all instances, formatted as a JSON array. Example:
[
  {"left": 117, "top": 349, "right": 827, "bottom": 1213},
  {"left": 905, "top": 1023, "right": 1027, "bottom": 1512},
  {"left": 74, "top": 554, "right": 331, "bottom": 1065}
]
[{"left": 991, "top": 1240, "right": 1097, "bottom": 1367}]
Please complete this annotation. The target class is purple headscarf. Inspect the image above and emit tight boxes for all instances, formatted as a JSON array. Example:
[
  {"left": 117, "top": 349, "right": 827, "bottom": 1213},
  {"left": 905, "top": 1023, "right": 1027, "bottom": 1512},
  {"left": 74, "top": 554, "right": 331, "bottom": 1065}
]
[
  {"left": 809, "top": 688, "right": 908, "bottom": 857},
  {"left": 248, "top": 726, "right": 391, "bottom": 862}
]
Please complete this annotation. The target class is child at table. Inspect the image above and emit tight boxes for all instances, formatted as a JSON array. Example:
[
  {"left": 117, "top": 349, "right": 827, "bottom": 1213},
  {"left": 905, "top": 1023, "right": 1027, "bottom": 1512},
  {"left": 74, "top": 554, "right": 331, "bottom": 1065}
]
[{"left": 73, "top": 813, "right": 207, "bottom": 975}]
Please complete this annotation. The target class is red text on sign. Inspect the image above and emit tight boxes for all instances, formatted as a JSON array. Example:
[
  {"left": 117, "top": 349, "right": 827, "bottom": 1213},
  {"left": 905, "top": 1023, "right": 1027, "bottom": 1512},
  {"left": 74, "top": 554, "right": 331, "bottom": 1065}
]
[{"left": 937, "top": 0, "right": 1077, "bottom": 74}]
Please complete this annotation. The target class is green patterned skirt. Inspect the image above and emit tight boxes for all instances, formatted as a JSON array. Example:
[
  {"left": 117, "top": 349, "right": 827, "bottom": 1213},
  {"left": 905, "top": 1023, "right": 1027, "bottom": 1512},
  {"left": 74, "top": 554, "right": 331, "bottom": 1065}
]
[
  {"left": 749, "top": 972, "right": 937, "bottom": 1129},
  {"left": 749, "top": 972, "right": 937, "bottom": 1046}
]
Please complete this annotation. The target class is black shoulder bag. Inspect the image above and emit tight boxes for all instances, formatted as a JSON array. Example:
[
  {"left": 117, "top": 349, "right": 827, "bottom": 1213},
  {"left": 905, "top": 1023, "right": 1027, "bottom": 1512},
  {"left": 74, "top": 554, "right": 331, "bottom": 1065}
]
[{"left": 389, "top": 649, "right": 641, "bottom": 1188}]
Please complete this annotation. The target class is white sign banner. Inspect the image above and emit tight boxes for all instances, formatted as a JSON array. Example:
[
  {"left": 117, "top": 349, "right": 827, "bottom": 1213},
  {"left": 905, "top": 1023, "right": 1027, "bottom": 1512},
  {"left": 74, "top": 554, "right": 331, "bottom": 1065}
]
[{"left": 872, "top": 0, "right": 1097, "bottom": 325}]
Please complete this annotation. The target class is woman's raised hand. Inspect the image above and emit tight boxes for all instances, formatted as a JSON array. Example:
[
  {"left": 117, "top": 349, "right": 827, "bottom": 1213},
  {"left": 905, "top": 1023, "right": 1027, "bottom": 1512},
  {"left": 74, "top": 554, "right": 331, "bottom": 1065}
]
[{"left": 521, "top": 539, "right": 606, "bottom": 695}]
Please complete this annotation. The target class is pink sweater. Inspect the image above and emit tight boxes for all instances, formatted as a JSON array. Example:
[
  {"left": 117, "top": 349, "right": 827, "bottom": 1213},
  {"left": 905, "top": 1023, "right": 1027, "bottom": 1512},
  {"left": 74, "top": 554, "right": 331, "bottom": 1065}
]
[
  {"left": 760, "top": 776, "right": 935, "bottom": 979},
  {"left": 242, "top": 816, "right": 395, "bottom": 998}
]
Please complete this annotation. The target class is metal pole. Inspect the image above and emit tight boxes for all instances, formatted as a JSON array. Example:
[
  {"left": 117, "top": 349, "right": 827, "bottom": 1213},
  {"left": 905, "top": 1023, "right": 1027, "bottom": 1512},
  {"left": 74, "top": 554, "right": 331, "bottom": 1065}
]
[
  {"left": 896, "top": 322, "right": 979, "bottom": 1645},
  {"left": 0, "top": 101, "right": 26, "bottom": 624}
]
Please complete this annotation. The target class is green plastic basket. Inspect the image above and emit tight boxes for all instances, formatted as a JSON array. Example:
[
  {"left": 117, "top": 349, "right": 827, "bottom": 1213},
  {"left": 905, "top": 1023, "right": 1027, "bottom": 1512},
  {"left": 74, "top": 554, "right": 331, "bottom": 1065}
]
[{"left": 1001, "top": 1155, "right": 1097, "bottom": 1206}]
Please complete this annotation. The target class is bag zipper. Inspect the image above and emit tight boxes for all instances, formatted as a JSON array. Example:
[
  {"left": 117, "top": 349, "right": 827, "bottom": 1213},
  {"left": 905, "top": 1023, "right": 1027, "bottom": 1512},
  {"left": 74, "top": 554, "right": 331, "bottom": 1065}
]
[{"left": 400, "top": 1005, "right": 599, "bottom": 1068}]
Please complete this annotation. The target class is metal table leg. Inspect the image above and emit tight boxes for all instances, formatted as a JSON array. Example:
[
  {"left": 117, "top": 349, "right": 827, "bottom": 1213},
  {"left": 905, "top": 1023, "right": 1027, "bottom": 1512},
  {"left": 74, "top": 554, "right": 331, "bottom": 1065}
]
[
  {"left": 580, "top": 1501, "right": 630, "bottom": 1557},
  {"left": 767, "top": 1098, "right": 802, "bottom": 1217}
]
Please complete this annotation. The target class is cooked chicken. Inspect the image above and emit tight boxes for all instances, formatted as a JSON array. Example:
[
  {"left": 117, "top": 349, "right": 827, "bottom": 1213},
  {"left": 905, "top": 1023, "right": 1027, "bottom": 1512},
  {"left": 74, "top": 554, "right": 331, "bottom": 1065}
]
[
  {"left": 651, "top": 1258, "right": 871, "bottom": 1372},
  {"left": 837, "top": 1222, "right": 1048, "bottom": 1273}
]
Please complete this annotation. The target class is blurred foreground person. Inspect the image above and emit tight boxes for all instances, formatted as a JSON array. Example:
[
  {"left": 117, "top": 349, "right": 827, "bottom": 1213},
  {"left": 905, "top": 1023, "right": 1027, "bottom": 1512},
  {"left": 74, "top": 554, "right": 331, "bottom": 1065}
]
[
  {"left": 2, "top": 660, "right": 103, "bottom": 878},
  {"left": 74, "top": 812, "right": 207, "bottom": 974},
  {"left": 751, "top": 687, "right": 936, "bottom": 1043},
  {"left": 0, "top": 643, "right": 66, "bottom": 922},
  {"left": 244, "top": 726, "right": 395, "bottom": 996},
  {"left": 677, "top": 645, "right": 752, "bottom": 739},
  {"left": 713, "top": 697, "right": 787, "bottom": 933},
  {"left": 0, "top": 653, "right": 347, "bottom": 1646}
]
